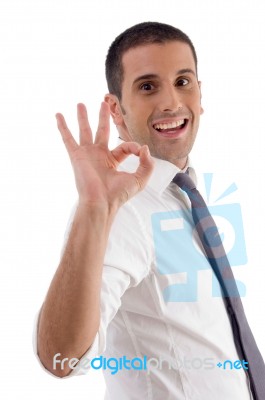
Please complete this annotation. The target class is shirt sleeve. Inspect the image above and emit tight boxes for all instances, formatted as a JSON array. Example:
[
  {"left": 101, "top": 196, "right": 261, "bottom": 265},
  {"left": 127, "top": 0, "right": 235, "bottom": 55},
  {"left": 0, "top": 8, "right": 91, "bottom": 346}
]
[{"left": 33, "top": 199, "right": 151, "bottom": 378}]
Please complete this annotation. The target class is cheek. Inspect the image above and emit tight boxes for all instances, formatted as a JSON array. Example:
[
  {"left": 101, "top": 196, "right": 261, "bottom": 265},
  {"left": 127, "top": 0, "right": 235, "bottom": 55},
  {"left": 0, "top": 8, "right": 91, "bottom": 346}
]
[
  {"left": 126, "top": 108, "right": 148, "bottom": 129},
  {"left": 122, "top": 98, "right": 154, "bottom": 133},
  {"left": 190, "top": 98, "right": 202, "bottom": 117}
]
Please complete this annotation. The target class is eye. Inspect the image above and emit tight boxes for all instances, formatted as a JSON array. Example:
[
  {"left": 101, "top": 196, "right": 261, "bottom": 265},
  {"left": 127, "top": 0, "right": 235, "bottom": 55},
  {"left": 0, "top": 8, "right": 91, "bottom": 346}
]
[
  {"left": 176, "top": 78, "right": 189, "bottom": 87},
  {"left": 140, "top": 82, "right": 155, "bottom": 91}
]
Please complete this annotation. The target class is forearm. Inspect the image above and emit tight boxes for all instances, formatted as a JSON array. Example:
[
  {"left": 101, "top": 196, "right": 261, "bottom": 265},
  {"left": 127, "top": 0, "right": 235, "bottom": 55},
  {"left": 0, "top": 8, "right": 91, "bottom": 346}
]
[
  {"left": 36, "top": 101, "right": 153, "bottom": 377},
  {"left": 37, "top": 202, "right": 116, "bottom": 377}
]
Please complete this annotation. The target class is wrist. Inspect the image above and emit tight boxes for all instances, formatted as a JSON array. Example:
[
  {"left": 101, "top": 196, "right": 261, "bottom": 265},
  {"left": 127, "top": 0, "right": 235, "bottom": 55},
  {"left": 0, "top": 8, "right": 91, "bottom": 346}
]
[{"left": 77, "top": 198, "right": 119, "bottom": 225}]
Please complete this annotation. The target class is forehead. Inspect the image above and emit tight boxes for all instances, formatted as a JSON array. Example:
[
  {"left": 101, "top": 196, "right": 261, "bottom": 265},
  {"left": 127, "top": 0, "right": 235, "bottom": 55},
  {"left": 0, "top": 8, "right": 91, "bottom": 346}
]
[{"left": 121, "top": 41, "right": 196, "bottom": 84}]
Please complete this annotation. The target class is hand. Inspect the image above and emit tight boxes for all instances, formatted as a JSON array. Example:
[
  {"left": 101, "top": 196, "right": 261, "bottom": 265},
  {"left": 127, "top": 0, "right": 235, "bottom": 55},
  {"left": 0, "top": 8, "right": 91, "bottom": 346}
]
[{"left": 56, "top": 102, "right": 154, "bottom": 212}]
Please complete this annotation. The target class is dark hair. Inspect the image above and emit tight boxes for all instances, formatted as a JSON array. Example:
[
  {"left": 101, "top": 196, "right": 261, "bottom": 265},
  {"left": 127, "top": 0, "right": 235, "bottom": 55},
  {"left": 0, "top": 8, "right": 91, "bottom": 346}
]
[{"left": 105, "top": 21, "right": 198, "bottom": 100}]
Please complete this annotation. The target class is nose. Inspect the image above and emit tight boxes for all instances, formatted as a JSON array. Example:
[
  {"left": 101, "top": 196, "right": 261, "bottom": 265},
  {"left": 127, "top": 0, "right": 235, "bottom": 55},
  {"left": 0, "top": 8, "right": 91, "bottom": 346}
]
[{"left": 159, "top": 84, "right": 182, "bottom": 112}]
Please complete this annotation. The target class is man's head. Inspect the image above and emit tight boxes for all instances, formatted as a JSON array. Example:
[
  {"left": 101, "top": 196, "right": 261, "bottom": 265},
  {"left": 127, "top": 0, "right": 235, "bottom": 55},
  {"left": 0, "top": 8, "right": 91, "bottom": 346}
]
[
  {"left": 106, "top": 22, "right": 198, "bottom": 100},
  {"left": 105, "top": 22, "right": 203, "bottom": 168}
]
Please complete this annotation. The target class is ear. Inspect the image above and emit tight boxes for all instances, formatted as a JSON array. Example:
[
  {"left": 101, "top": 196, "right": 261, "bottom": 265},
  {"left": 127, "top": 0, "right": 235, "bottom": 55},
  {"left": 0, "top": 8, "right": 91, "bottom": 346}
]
[
  {"left": 104, "top": 94, "right": 124, "bottom": 125},
  {"left": 198, "top": 81, "right": 204, "bottom": 115}
]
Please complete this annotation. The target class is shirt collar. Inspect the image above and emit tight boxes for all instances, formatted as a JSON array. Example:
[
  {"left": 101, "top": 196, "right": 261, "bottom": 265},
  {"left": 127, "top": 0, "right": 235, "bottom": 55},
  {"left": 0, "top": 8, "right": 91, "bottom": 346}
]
[{"left": 116, "top": 138, "right": 197, "bottom": 195}]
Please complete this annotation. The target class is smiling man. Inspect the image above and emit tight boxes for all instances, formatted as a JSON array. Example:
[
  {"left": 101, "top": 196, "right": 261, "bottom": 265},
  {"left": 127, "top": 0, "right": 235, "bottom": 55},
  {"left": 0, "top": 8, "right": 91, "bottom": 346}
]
[
  {"left": 34, "top": 22, "right": 263, "bottom": 399},
  {"left": 106, "top": 40, "right": 202, "bottom": 168}
]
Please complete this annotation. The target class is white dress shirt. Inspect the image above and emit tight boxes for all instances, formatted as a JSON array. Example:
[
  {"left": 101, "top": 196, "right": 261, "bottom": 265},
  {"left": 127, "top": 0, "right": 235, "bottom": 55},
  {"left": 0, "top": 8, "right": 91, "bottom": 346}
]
[{"left": 33, "top": 146, "right": 253, "bottom": 399}]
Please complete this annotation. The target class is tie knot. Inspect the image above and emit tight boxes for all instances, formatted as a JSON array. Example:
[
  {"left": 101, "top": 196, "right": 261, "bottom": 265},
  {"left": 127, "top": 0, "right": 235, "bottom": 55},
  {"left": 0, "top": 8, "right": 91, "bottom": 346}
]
[
  {"left": 172, "top": 172, "right": 196, "bottom": 192},
  {"left": 173, "top": 172, "right": 205, "bottom": 208}
]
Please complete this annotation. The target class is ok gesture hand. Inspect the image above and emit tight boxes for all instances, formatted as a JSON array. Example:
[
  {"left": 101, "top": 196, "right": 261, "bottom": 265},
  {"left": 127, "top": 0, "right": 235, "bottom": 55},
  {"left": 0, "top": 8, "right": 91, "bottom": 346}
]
[{"left": 56, "top": 102, "right": 154, "bottom": 212}]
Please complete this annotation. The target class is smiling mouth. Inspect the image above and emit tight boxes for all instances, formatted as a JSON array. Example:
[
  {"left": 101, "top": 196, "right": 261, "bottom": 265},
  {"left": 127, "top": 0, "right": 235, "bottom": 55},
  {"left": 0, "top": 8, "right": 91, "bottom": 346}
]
[{"left": 153, "top": 119, "right": 188, "bottom": 133}]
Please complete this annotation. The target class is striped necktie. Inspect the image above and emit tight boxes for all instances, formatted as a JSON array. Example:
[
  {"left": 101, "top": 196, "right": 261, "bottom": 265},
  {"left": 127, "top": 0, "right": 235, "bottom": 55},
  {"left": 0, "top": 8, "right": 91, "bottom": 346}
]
[{"left": 173, "top": 171, "right": 265, "bottom": 400}]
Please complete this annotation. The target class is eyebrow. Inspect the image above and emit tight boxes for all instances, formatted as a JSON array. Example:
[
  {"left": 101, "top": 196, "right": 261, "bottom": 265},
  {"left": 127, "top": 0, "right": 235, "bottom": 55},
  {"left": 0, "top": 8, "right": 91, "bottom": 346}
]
[{"left": 132, "top": 68, "right": 196, "bottom": 85}]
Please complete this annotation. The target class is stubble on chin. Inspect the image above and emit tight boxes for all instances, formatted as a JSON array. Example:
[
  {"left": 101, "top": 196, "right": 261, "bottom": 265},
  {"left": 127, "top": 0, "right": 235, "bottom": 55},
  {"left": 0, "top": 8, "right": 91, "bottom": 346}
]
[{"left": 147, "top": 137, "right": 195, "bottom": 166}]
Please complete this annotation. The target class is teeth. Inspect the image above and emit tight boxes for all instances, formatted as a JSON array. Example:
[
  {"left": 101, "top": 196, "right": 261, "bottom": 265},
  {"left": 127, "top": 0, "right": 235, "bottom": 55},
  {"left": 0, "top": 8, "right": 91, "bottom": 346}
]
[{"left": 153, "top": 120, "right": 185, "bottom": 130}]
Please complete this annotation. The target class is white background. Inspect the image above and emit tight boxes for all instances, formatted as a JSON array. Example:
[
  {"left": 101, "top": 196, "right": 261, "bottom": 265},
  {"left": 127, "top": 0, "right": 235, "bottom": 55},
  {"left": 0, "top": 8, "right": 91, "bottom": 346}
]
[{"left": 1, "top": 0, "right": 265, "bottom": 398}]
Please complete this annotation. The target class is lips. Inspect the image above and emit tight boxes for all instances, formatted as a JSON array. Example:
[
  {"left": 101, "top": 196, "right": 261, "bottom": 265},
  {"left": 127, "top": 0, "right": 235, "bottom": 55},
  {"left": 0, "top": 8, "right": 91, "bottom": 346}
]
[
  {"left": 152, "top": 119, "right": 189, "bottom": 138},
  {"left": 153, "top": 119, "right": 186, "bottom": 131}
]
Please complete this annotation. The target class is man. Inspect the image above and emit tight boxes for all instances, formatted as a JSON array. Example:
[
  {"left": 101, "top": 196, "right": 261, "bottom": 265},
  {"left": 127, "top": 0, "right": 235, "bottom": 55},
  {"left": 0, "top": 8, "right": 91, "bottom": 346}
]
[{"left": 35, "top": 22, "right": 261, "bottom": 399}]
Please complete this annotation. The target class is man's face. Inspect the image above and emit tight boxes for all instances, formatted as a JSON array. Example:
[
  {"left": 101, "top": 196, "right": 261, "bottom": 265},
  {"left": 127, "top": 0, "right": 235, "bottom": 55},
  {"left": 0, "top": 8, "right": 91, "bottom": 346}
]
[{"left": 108, "top": 41, "right": 203, "bottom": 169}]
